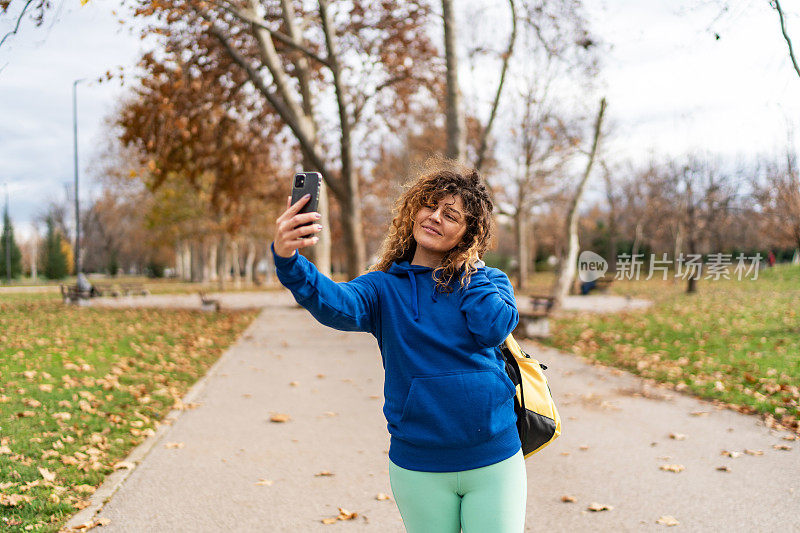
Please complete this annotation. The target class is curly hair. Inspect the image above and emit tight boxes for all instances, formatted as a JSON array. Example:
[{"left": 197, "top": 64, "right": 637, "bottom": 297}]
[{"left": 369, "top": 156, "right": 494, "bottom": 293}]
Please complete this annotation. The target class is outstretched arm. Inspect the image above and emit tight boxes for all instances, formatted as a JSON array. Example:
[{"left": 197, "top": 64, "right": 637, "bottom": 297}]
[{"left": 272, "top": 195, "right": 378, "bottom": 333}]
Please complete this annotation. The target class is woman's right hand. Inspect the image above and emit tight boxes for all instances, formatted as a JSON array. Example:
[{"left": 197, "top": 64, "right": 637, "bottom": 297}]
[{"left": 273, "top": 194, "right": 323, "bottom": 258}]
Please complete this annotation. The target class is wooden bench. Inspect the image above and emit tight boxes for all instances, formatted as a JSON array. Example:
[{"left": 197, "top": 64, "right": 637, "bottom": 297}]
[
  {"left": 514, "top": 294, "right": 555, "bottom": 339},
  {"left": 60, "top": 284, "right": 91, "bottom": 304},
  {"left": 119, "top": 283, "right": 150, "bottom": 296},
  {"left": 92, "top": 283, "right": 119, "bottom": 297},
  {"left": 198, "top": 291, "right": 220, "bottom": 312},
  {"left": 581, "top": 275, "right": 615, "bottom": 295},
  {"left": 595, "top": 276, "right": 615, "bottom": 293}
]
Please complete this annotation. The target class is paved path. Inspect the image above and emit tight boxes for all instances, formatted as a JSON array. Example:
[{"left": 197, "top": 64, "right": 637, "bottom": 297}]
[{"left": 67, "top": 292, "right": 797, "bottom": 532}]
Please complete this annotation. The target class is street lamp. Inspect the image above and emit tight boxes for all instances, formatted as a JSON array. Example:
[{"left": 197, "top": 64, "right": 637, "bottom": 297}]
[{"left": 73, "top": 78, "right": 85, "bottom": 277}]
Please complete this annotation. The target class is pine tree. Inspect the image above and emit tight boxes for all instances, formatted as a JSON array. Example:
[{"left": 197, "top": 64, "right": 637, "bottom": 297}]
[
  {"left": 42, "top": 216, "right": 68, "bottom": 280},
  {"left": 0, "top": 205, "right": 22, "bottom": 280}
]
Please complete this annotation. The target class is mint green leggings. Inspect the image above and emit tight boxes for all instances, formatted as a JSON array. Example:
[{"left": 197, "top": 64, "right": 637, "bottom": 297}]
[{"left": 388, "top": 449, "right": 526, "bottom": 533}]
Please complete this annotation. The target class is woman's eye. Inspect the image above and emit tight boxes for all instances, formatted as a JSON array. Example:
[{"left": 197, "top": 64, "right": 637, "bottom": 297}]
[{"left": 446, "top": 214, "right": 456, "bottom": 221}]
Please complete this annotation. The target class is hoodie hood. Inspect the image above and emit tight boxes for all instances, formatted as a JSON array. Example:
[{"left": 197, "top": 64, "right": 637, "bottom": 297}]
[{"left": 387, "top": 261, "right": 441, "bottom": 321}]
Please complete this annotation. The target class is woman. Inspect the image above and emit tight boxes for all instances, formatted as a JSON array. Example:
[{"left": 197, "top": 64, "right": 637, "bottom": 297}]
[{"left": 271, "top": 158, "right": 526, "bottom": 532}]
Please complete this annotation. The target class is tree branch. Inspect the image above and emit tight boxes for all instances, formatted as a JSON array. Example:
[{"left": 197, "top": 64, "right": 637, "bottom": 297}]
[
  {"left": 774, "top": 0, "right": 800, "bottom": 79},
  {"left": 211, "top": 0, "right": 331, "bottom": 68},
  {"left": 352, "top": 73, "right": 428, "bottom": 125},
  {"left": 207, "top": 20, "right": 337, "bottom": 195},
  {"left": 0, "top": 0, "right": 35, "bottom": 50},
  {"left": 475, "top": 0, "right": 516, "bottom": 172}
]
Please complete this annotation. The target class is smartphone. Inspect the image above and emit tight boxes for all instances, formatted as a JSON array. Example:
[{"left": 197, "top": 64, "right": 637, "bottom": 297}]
[{"left": 290, "top": 171, "right": 322, "bottom": 238}]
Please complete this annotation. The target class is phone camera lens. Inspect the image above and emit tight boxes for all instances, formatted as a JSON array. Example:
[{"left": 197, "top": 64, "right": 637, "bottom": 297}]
[{"left": 295, "top": 174, "right": 305, "bottom": 188}]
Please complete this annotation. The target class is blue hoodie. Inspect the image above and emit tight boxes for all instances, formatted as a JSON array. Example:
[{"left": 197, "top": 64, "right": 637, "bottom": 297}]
[{"left": 271, "top": 243, "right": 521, "bottom": 472}]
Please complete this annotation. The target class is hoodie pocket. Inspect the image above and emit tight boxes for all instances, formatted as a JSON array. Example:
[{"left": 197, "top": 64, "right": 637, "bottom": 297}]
[{"left": 398, "top": 369, "right": 516, "bottom": 448}]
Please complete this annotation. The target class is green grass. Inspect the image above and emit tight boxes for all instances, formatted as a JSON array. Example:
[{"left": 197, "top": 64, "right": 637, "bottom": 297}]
[
  {"left": 538, "top": 264, "right": 800, "bottom": 434},
  {"left": 0, "top": 299, "right": 258, "bottom": 532}
]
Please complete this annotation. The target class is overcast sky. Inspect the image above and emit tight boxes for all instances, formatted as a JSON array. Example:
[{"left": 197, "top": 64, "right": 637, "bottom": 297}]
[{"left": 1, "top": 0, "right": 799, "bottom": 241}]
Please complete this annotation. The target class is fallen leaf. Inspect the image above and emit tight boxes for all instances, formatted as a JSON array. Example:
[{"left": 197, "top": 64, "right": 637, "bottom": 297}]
[
  {"left": 73, "top": 485, "right": 96, "bottom": 494},
  {"left": 337, "top": 508, "right": 358, "bottom": 520},
  {"left": 579, "top": 445, "right": 589, "bottom": 451},
  {"left": 669, "top": 433, "right": 687, "bottom": 441},
  {"left": 270, "top": 414, "right": 291, "bottom": 423},
  {"left": 255, "top": 479, "right": 274, "bottom": 486},
  {"left": 315, "top": 471, "right": 334, "bottom": 477},
  {"left": 744, "top": 449, "right": 764, "bottom": 456},
  {"left": 71, "top": 517, "right": 111, "bottom": 531},
  {"left": 659, "top": 464, "right": 685, "bottom": 473},
  {"left": 290, "top": 381, "right": 299, "bottom": 387},
  {"left": 716, "top": 465, "right": 731, "bottom": 472},
  {"left": 0, "top": 493, "right": 34, "bottom": 507},
  {"left": 165, "top": 442, "right": 185, "bottom": 449},
  {"left": 114, "top": 461, "right": 136, "bottom": 470},
  {"left": 323, "top": 411, "right": 338, "bottom": 417},
  {"left": 773, "top": 444, "right": 792, "bottom": 451},
  {"left": 721, "top": 450, "right": 742, "bottom": 458},
  {"left": 587, "top": 502, "right": 613, "bottom": 512},
  {"left": 376, "top": 493, "right": 391, "bottom": 501},
  {"left": 690, "top": 411, "right": 709, "bottom": 417},
  {"left": 656, "top": 515, "right": 680, "bottom": 526},
  {"left": 561, "top": 495, "right": 577, "bottom": 503},
  {"left": 316, "top": 374, "right": 325, "bottom": 379},
  {"left": 560, "top": 452, "right": 570, "bottom": 456},
  {"left": 38, "top": 467, "right": 56, "bottom": 482},
  {"left": 321, "top": 518, "right": 338, "bottom": 525}
]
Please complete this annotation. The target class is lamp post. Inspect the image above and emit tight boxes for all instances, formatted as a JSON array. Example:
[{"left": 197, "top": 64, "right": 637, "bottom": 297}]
[{"left": 73, "top": 78, "right": 85, "bottom": 277}]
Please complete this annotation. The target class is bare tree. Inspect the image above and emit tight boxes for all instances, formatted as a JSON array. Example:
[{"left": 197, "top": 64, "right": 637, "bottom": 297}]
[
  {"left": 442, "top": 0, "right": 466, "bottom": 162},
  {"left": 773, "top": 0, "right": 800, "bottom": 79},
  {"left": 551, "top": 97, "right": 606, "bottom": 309}
]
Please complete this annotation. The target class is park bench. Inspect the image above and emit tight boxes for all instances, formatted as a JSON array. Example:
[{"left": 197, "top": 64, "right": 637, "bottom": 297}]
[
  {"left": 595, "top": 276, "right": 615, "bottom": 293},
  {"left": 92, "top": 283, "right": 120, "bottom": 297},
  {"left": 59, "top": 284, "right": 92, "bottom": 304},
  {"left": 580, "top": 275, "right": 615, "bottom": 295},
  {"left": 514, "top": 294, "right": 555, "bottom": 339},
  {"left": 198, "top": 291, "right": 221, "bottom": 312},
  {"left": 119, "top": 283, "right": 150, "bottom": 296}
]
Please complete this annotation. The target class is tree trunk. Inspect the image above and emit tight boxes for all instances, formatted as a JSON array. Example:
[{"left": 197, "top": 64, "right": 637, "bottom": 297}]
[
  {"left": 190, "top": 240, "right": 202, "bottom": 283},
  {"left": 442, "top": 0, "right": 466, "bottom": 162},
  {"left": 631, "top": 221, "right": 643, "bottom": 258},
  {"left": 475, "top": 0, "right": 517, "bottom": 172},
  {"left": 673, "top": 222, "right": 683, "bottom": 285},
  {"left": 551, "top": 98, "right": 607, "bottom": 311},
  {"left": 340, "top": 186, "right": 366, "bottom": 278},
  {"left": 208, "top": 237, "right": 218, "bottom": 281},
  {"left": 217, "top": 233, "right": 227, "bottom": 291},
  {"left": 245, "top": 238, "right": 256, "bottom": 285},
  {"left": 515, "top": 209, "right": 528, "bottom": 290},
  {"left": 202, "top": 238, "right": 212, "bottom": 282},
  {"left": 231, "top": 239, "right": 241, "bottom": 289},
  {"left": 602, "top": 165, "right": 617, "bottom": 272},
  {"left": 319, "top": 0, "right": 366, "bottom": 277}
]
